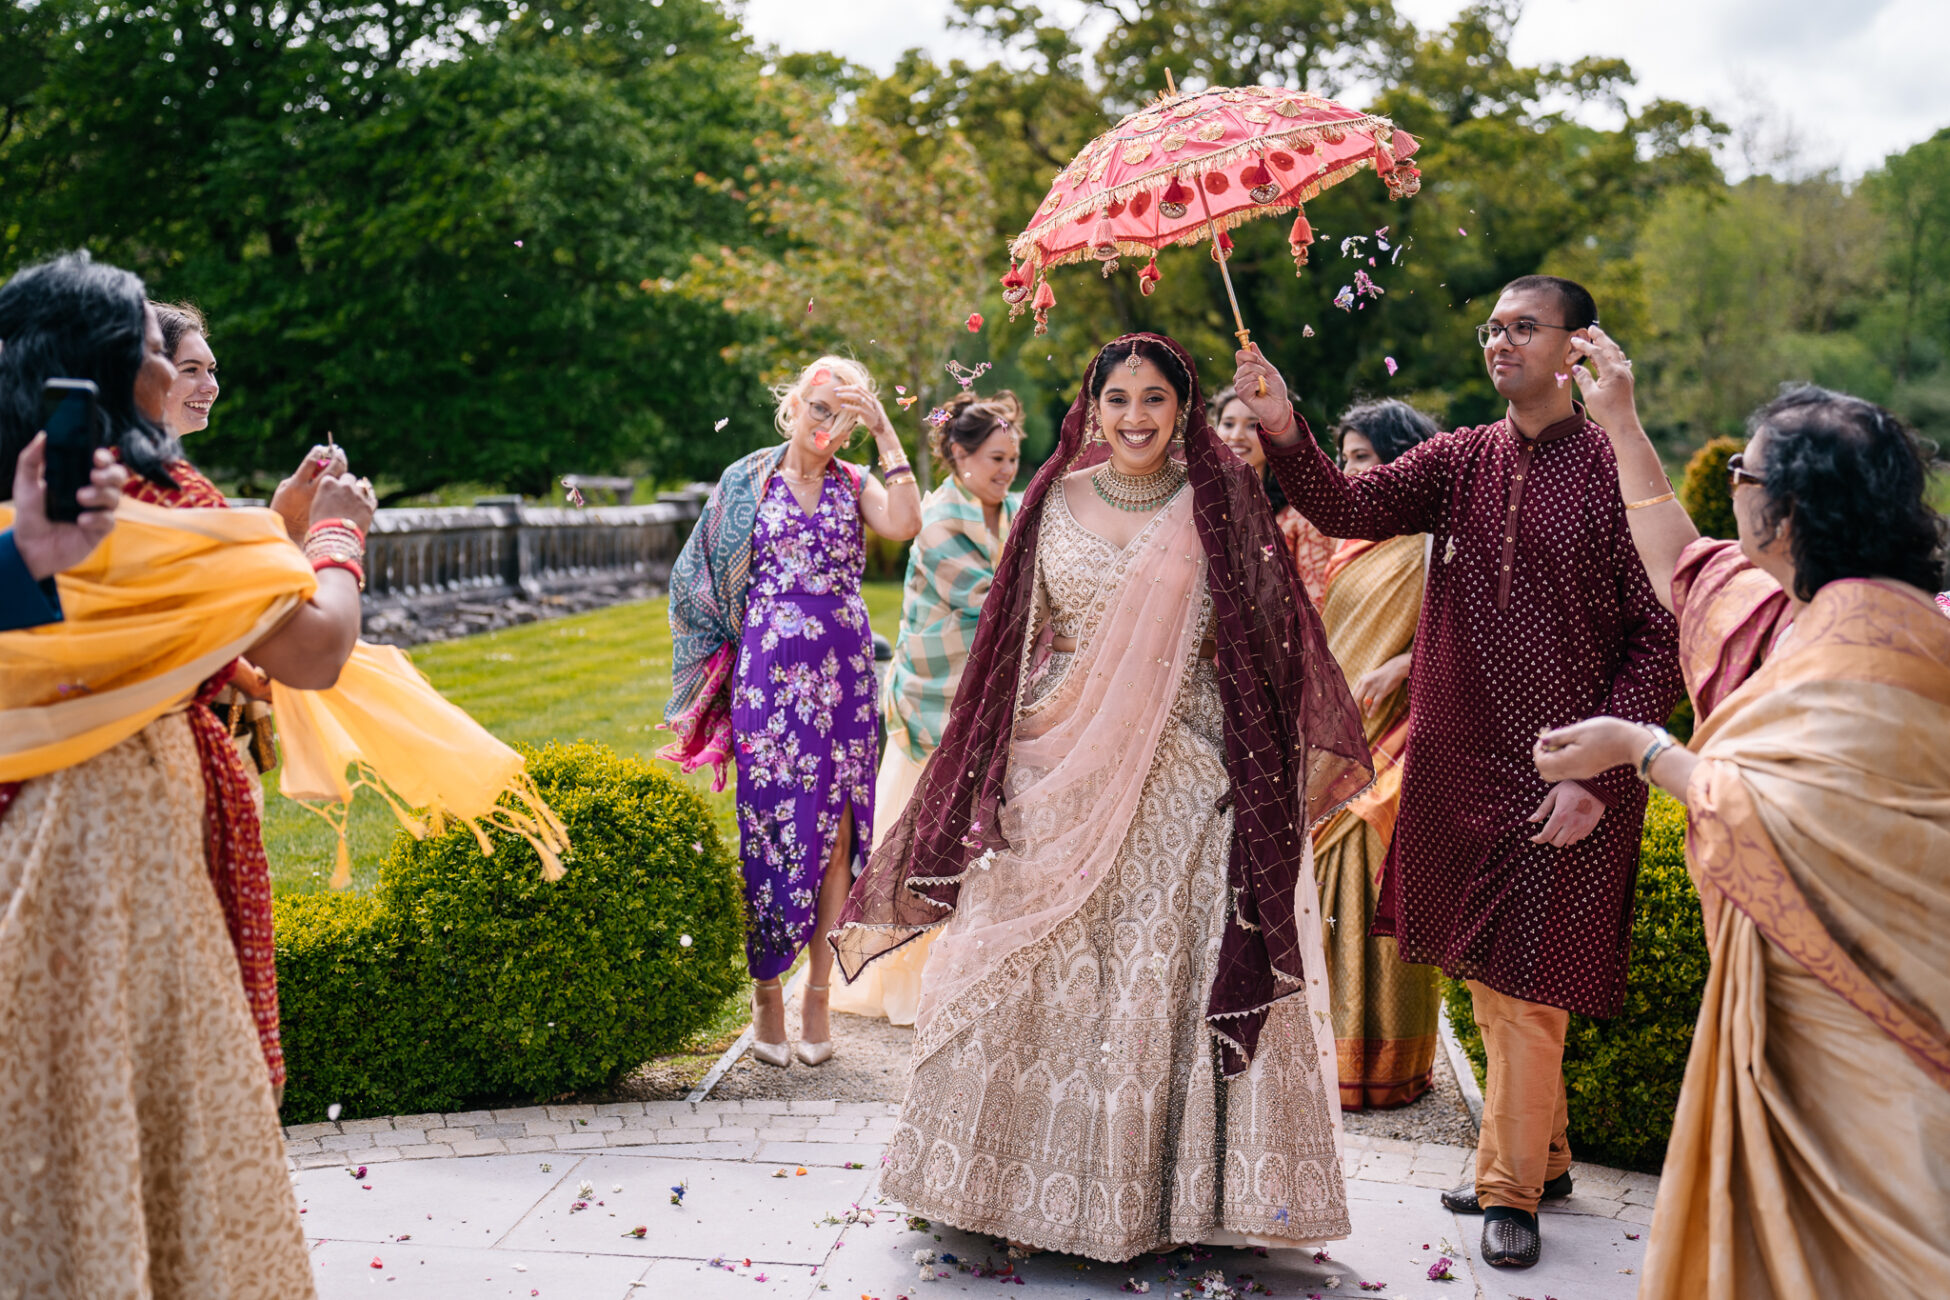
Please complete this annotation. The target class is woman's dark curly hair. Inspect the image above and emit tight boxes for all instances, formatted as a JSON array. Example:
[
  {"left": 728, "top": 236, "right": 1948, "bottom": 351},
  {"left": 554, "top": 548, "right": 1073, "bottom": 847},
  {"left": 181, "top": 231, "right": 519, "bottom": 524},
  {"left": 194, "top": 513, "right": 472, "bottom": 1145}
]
[
  {"left": 1748, "top": 384, "right": 1944, "bottom": 601},
  {"left": 0, "top": 251, "right": 178, "bottom": 497},
  {"left": 1336, "top": 397, "right": 1437, "bottom": 465},
  {"left": 1089, "top": 337, "right": 1193, "bottom": 405}
]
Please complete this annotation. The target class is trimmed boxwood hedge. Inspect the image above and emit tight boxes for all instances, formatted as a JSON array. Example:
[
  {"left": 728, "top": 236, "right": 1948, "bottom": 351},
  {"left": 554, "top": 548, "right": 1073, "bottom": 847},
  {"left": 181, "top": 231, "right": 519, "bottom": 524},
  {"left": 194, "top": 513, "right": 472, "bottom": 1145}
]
[
  {"left": 1444, "top": 790, "right": 1708, "bottom": 1170},
  {"left": 276, "top": 742, "right": 746, "bottom": 1123}
]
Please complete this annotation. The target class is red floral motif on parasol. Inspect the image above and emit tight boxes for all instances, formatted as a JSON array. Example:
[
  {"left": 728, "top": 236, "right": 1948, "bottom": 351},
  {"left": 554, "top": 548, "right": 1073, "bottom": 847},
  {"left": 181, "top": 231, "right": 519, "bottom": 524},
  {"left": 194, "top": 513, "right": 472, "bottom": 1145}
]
[{"left": 1003, "top": 82, "right": 1422, "bottom": 339}]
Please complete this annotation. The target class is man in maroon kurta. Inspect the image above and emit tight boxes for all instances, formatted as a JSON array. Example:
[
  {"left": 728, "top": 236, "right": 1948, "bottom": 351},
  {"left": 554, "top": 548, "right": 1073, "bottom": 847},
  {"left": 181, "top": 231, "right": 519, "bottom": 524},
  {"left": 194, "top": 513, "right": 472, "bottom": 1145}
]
[{"left": 1233, "top": 276, "right": 1684, "bottom": 1269}]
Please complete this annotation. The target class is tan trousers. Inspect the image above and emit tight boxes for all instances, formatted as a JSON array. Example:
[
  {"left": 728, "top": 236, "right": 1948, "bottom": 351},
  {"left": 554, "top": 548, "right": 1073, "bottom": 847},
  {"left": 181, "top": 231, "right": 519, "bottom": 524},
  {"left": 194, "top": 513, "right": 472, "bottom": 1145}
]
[{"left": 1468, "top": 979, "right": 1573, "bottom": 1213}]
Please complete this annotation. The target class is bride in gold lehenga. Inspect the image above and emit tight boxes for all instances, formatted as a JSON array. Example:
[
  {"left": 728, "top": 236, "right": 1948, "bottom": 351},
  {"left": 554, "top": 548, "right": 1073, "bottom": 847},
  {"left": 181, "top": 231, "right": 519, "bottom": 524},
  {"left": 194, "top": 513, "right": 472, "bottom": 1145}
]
[{"left": 832, "top": 334, "right": 1373, "bottom": 1262}]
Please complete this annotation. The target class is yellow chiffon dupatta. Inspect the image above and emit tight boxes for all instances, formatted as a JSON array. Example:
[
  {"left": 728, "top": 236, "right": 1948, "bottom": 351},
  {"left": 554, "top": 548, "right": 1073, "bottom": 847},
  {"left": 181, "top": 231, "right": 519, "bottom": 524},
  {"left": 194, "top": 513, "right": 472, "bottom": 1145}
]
[{"left": 0, "top": 500, "right": 567, "bottom": 884}]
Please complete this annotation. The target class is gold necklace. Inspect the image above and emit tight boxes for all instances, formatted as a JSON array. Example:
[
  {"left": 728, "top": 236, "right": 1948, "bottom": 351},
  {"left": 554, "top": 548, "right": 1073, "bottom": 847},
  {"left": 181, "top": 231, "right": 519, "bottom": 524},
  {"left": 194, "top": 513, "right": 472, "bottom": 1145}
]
[{"left": 1091, "top": 459, "right": 1186, "bottom": 512}]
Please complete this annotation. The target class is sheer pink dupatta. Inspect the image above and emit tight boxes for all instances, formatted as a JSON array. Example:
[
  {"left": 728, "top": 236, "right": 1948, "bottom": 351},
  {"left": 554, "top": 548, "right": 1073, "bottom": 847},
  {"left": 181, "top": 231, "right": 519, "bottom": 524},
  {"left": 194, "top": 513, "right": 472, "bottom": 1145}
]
[{"left": 913, "top": 489, "right": 1204, "bottom": 1042}]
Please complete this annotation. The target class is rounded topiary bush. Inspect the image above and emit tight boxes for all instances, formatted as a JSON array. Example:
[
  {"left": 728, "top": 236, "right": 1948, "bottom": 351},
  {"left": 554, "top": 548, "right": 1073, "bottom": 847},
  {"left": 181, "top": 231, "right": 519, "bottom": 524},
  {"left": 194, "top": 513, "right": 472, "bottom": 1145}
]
[
  {"left": 277, "top": 741, "right": 747, "bottom": 1123},
  {"left": 1679, "top": 435, "right": 1744, "bottom": 540},
  {"left": 1444, "top": 791, "right": 1708, "bottom": 1170}
]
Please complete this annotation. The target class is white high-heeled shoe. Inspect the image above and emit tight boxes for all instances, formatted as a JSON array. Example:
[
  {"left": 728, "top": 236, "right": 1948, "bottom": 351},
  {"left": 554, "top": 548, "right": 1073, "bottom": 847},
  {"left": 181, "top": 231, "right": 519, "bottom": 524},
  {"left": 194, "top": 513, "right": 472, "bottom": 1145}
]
[
  {"left": 794, "top": 983, "right": 834, "bottom": 1067},
  {"left": 751, "top": 981, "right": 790, "bottom": 1068}
]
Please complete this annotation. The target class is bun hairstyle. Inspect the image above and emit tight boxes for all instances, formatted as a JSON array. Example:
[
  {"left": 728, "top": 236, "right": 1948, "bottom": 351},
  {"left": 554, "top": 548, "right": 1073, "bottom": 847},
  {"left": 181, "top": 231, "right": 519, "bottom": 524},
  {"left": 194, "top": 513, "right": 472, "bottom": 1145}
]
[
  {"left": 771, "top": 354, "right": 876, "bottom": 443},
  {"left": 150, "top": 300, "right": 208, "bottom": 360},
  {"left": 931, "top": 389, "right": 1021, "bottom": 476}
]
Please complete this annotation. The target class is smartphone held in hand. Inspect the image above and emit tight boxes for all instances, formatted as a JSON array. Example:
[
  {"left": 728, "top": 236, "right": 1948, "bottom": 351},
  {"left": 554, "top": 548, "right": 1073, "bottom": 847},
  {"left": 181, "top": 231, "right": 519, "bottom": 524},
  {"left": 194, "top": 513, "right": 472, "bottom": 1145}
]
[{"left": 40, "top": 377, "right": 103, "bottom": 523}]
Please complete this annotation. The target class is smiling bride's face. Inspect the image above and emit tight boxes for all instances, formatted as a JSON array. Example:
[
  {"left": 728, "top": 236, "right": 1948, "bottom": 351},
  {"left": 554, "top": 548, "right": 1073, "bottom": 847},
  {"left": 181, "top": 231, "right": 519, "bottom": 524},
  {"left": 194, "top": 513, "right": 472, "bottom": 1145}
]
[{"left": 1095, "top": 356, "right": 1179, "bottom": 477}]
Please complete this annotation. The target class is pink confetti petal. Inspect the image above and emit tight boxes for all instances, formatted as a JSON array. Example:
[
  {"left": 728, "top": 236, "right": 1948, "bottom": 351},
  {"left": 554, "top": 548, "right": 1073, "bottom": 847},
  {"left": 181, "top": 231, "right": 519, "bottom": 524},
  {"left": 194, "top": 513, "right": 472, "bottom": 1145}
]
[
  {"left": 1555, "top": 371, "right": 1569, "bottom": 387},
  {"left": 514, "top": 240, "right": 523, "bottom": 248},
  {"left": 1458, "top": 227, "right": 1468, "bottom": 236},
  {"left": 1302, "top": 324, "right": 1315, "bottom": 338},
  {"left": 1384, "top": 356, "right": 1399, "bottom": 376},
  {"left": 966, "top": 312, "right": 984, "bottom": 332}
]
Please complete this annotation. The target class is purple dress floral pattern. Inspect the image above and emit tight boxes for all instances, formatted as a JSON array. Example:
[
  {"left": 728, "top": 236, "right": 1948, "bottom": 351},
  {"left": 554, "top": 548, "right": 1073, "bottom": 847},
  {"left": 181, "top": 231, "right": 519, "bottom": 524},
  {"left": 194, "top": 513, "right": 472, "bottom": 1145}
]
[{"left": 732, "top": 468, "right": 878, "bottom": 979}]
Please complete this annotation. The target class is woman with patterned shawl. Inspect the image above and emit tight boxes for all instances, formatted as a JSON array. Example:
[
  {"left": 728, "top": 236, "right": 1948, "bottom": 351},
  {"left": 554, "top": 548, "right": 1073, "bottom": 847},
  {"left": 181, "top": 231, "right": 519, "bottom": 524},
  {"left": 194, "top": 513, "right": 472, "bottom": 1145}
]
[
  {"left": 1534, "top": 333, "right": 1950, "bottom": 1298},
  {"left": 660, "top": 356, "right": 921, "bottom": 1066},
  {"left": 831, "top": 335, "right": 1372, "bottom": 1261},
  {"left": 833, "top": 391, "right": 1021, "bottom": 1026},
  {"left": 1305, "top": 398, "right": 1441, "bottom": 1109}
]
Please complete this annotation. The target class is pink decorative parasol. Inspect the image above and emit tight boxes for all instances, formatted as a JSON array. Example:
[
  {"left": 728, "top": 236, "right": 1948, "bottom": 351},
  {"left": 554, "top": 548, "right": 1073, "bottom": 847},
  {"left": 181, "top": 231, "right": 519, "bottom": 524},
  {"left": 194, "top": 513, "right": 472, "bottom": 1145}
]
[{"left": 1003, "top": 77, "right": 1422, "bottom": 349}]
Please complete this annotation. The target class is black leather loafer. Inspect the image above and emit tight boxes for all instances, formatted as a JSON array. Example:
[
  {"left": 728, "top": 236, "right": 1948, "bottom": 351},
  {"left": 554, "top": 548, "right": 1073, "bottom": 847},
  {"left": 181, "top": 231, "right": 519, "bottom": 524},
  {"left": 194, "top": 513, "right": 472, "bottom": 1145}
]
[
  {"left": 1439, "top": 1169, "right": 1573, "bottom": 1215},
  {"left": 1481, "top": 1206, "right": 1541, "bottom": 1268}
]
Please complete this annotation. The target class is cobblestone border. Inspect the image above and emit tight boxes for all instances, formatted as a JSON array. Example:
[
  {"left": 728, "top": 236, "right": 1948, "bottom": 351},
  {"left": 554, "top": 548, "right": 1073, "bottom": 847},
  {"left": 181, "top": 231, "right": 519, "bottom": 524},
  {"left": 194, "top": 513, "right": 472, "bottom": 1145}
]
[{"left": 283, "top": 1102, "right": 1655, "bottom": 1225}]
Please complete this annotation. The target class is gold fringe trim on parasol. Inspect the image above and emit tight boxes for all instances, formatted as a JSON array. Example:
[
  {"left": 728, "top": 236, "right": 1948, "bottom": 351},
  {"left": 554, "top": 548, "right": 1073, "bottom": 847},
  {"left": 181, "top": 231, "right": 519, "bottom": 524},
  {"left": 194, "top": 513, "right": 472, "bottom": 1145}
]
[
  {"left": 1013, "top": 152, "right": 1390, "bottom": 276},
  {"left": 1012, "top": 114, "right": 1404, "bottom": 260}
]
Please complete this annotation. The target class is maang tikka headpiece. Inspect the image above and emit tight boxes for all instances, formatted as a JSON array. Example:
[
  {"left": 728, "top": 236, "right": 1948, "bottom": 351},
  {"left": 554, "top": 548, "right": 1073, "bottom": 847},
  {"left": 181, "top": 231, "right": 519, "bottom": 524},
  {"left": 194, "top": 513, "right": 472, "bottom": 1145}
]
[{"left": 1125, "top": 349, "right": 1143, "bottom": 376}]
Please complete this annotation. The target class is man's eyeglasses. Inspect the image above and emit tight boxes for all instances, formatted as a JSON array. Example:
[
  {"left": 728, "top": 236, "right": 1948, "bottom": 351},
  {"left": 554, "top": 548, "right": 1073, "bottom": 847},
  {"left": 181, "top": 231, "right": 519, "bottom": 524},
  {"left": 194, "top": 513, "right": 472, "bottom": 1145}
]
[
  {"left": 1476, "top": 319, "right": 1580, "bottom": 348},
  {"left": 1727, "top": 453, "right": 1764, "bottom": 489}
]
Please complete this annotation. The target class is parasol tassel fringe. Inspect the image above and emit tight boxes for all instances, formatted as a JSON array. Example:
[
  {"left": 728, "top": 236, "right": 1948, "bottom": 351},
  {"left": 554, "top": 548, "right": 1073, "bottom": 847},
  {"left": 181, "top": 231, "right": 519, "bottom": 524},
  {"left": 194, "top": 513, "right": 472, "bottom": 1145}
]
[
  {"left": 1138, "top": 256, "right": 1162, "bottom": 296},
  {"left": 1009, "top": 154, "right": 1389, "bottom": 276},
  {"left": 1010, "top": 113, "right": 1404, "bottom": 257},
  {"left": 1032, "top": 277, "right": 1055, "bottom": 336},
  {"left": 1289, "top": 210, "right": 1314, "bottom": 274}
]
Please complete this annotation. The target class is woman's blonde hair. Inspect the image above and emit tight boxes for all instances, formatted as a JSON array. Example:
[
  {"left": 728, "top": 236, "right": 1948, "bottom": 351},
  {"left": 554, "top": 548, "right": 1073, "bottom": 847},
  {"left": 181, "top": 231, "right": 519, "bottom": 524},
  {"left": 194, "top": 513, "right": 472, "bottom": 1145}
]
[{"left": 771, "top": 355, "right": 877, "bottom": 442}]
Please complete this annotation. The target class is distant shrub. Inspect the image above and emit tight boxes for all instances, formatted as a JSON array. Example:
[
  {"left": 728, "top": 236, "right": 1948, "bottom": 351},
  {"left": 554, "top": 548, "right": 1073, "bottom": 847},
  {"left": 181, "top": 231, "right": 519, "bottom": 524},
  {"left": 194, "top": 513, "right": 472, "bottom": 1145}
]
[
  {"left": 1678, "top": 436, "right": 1743, "bottom": 540},
  {"left": 1445, "top": 791, "right": 1707, "bottom": 1170},
  {"left": 277, "top": 742, "right": 746, "bottom": 1122}
]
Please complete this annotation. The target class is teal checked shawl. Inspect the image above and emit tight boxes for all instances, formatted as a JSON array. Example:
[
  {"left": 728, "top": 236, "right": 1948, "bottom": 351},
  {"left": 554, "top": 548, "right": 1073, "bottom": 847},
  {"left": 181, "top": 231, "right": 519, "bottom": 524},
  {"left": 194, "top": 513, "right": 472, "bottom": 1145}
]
[{"left": 882, "top": 477, "right": 1019, "bottom": 763}]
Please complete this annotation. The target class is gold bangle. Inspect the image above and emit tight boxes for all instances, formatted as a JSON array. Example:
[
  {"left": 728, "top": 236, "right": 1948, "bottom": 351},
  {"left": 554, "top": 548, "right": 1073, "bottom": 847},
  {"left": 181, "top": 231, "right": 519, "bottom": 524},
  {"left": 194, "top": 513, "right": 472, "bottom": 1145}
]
[
  {"left": 1624, "top": 490, "right": 1677, "bottom": 511},
  {"left": 877, "top": 444, "right": 908, "bottom": 473}
]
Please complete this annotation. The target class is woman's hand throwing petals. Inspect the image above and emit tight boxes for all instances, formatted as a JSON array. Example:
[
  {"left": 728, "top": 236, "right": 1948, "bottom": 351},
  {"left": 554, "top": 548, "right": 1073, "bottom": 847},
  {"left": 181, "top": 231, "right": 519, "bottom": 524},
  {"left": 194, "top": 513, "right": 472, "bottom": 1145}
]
[
  {"left": 272, "top": 443, "right": 349, "bottom": 543},
  {"left": 309, "top": 472, "right": 377, "bottom": 536},
  {"left": 1566, "top": 326, "right": 1640, "bottom": 437}
]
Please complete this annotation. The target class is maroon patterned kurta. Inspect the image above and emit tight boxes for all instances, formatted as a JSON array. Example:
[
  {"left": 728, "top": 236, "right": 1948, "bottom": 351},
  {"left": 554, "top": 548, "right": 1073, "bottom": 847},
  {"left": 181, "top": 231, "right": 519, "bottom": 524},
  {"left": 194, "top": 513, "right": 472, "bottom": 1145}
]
[{"left": 1266, "top": 407, "right": 1683, "bottom": 1017}]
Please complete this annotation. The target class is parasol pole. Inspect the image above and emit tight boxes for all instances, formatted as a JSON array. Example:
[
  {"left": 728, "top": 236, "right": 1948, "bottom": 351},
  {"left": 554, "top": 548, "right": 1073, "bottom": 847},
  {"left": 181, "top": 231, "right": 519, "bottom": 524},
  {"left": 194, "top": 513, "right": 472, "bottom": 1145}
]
[{"left": 1197, "top": 182, "right": 1266, "bottom": 394}]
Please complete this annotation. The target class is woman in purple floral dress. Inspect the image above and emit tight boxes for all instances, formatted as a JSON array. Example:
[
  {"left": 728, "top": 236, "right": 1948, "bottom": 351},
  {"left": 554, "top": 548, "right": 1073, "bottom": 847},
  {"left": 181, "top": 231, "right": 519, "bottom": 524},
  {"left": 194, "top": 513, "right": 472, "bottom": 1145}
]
[{"left": 664, "top": 355, "right": 920, "bottom": 1067}]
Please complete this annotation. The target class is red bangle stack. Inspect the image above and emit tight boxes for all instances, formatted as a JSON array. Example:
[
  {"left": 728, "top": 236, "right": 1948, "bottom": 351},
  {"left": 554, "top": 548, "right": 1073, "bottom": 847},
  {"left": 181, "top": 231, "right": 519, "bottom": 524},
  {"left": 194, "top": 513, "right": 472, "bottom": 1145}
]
[{"left": 304, "top": 517, "right": 367, "bottom": 591}]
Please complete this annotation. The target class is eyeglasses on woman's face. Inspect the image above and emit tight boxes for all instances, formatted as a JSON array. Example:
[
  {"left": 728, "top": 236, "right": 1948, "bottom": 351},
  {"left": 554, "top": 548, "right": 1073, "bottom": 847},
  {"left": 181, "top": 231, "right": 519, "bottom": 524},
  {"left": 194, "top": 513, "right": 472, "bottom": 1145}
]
[
  {"left": 1475, "top": 319, "right": 1578, "bottom": 349},
  {"left": 1727, "top": 452, "right": 1765, "bottom": 489}
]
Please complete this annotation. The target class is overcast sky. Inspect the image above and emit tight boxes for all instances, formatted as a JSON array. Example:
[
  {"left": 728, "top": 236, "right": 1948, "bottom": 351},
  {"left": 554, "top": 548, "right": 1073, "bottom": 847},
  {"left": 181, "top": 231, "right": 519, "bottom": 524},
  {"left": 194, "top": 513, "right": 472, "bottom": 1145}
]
[{"left": 739, "top": 0, "right": 1948, "bottom": 178}]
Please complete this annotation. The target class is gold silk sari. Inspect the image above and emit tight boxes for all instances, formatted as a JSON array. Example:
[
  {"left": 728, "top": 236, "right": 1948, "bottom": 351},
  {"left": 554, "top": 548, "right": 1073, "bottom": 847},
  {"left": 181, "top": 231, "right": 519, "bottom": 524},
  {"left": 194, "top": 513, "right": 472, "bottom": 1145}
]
[
  {"left": 1641, "top": 577, "right": 1950, "bottom": 1299},
  {"left": 1309, "top": 533, "right": 1437, "bottom": 1108}
]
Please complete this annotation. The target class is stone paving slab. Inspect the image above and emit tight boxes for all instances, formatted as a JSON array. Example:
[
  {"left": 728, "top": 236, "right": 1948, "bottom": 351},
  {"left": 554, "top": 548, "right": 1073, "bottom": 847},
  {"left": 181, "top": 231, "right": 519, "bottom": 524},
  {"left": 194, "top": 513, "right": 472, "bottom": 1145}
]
[
  {"left": 497, "top": 1153, "right": 875, "bottom": 1264},
  {"left": 292, "top": 1104, "right": 1655, "bottom": 1298},
  {"left": 310, "top": 1237, "right": 651, "bottom": 1299}
]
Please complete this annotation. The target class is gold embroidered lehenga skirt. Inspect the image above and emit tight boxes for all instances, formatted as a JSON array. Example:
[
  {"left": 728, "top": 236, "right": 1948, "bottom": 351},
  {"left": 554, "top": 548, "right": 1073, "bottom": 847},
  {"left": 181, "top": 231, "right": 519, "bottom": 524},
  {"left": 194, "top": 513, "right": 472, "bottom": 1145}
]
[
  {"left": 0, "top": 715, "right": 315, "bottom": 1298},
  {"left": 881, "top": 657, "right": 1349, "bottom": 1259}
]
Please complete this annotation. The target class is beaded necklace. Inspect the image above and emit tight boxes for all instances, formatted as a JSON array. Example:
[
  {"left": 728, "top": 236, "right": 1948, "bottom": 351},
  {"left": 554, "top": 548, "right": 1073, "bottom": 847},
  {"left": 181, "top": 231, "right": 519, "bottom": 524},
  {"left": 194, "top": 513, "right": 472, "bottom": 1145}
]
[{"left": 1091, "top": 459, "right": 1187, "bottom": 512}]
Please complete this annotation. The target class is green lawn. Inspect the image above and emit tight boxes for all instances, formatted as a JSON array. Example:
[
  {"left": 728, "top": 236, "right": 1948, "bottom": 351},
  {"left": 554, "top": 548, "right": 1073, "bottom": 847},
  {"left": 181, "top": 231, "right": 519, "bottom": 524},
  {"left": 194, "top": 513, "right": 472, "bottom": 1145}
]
[{"left": 263, "top": 583, "right": 906, "bottom": 897}]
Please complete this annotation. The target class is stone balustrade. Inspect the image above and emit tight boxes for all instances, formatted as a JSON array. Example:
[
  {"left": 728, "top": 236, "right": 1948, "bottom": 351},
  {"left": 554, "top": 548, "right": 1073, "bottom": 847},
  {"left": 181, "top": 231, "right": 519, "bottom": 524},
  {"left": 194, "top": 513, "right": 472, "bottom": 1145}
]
[{"left": 360, "top": 488, "right": 707, "bottom": 607}]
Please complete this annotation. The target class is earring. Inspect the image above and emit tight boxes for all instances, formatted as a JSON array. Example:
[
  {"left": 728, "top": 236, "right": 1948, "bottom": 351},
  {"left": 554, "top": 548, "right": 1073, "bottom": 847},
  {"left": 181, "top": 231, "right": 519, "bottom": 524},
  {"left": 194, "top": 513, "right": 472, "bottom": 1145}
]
[{"left": 1172, "top": 409, "right": 1188, "bottom": 445}]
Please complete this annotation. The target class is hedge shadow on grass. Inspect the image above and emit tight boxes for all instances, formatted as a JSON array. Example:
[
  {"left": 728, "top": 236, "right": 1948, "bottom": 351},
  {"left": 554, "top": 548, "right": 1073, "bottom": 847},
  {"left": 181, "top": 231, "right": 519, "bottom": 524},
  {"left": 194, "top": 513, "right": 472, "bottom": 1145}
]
[{"left": 275, "top": 741, "right": 747, "bottom": 1123}]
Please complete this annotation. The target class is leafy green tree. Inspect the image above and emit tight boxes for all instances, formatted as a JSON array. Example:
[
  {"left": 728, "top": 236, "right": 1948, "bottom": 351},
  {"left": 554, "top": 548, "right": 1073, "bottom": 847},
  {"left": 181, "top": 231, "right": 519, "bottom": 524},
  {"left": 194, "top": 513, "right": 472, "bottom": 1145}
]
[
  {"left": 1, "top": 0, "right": 780, "bottom": 496},
  {"left": 865, "top": 1, "right": 1723, "bottom": 443},
  {"left": 681, "top": 76, "right": 998, "bottom": 494}
]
